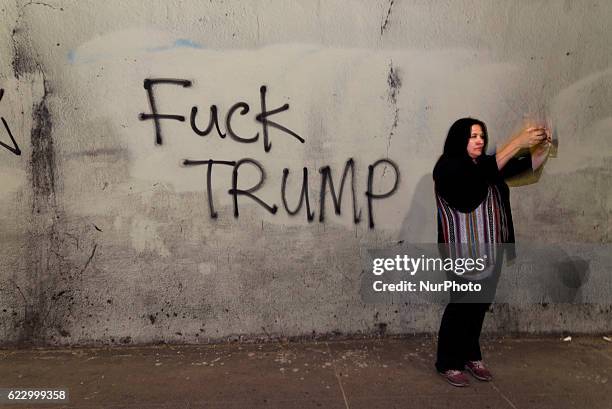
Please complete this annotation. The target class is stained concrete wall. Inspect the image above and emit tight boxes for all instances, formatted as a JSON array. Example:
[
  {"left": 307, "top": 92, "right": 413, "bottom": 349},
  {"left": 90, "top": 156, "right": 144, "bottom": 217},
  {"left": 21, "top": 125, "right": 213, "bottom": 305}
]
[{"left": 0, "top": 0, "right": 610, "bottom": 345}]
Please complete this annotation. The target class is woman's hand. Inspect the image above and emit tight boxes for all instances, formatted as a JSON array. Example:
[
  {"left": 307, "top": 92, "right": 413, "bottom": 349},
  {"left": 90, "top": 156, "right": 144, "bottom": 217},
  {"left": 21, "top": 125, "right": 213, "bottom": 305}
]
[
  {"left": 497, "top": 125, "right": 551, "bottom": 171},
  {"left": 530, "top": 127, "right": 552, "bottom": 170},
  {"left": 514, "top": 126, "right": 548, "bottom": 149}
]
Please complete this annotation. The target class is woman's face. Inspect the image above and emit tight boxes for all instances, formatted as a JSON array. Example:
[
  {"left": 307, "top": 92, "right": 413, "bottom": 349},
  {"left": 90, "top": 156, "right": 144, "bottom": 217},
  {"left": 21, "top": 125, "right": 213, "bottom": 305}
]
[{"left": 467, "top": 124, "right": 485, "bottom": 159}]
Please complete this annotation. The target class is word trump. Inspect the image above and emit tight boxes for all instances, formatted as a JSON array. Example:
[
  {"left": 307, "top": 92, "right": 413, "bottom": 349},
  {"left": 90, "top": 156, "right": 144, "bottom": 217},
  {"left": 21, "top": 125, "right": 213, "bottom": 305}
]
[{"left": 182, "top": 157, "right": 398, "bottom": 228}]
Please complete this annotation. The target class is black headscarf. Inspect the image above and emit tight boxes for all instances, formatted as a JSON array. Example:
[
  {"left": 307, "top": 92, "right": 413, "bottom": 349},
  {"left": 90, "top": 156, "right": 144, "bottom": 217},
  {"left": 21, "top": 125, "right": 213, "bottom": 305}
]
[{"left": 433, "top": 117, "right": 497, "bottom": 213}]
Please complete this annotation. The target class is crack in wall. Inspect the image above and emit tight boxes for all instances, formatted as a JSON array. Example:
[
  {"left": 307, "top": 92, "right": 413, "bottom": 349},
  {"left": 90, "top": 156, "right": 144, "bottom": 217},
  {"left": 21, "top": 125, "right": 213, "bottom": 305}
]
[
  {"left": 383, "top": 61, "right": 401, "bottom": 177},
  {"left": 380, "top": 0, "right": 395, "bottom": 36}
]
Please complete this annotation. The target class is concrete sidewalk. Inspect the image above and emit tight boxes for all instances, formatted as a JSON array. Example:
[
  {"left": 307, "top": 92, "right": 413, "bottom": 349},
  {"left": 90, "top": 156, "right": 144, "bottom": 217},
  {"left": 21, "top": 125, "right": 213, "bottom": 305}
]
[{"left": 0, "top": 336, "right": 610, "bottom": 409}]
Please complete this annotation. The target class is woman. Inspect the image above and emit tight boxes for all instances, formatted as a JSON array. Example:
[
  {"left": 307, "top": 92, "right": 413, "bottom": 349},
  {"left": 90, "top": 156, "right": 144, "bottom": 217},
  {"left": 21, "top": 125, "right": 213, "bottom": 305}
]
[{"left": 433, "top": 117, "right": 550, "bottom": 387}]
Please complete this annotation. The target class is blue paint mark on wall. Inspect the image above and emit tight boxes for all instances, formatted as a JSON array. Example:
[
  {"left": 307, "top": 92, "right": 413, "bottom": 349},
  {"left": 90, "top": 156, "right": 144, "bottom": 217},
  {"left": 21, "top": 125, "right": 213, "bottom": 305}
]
[
  {"left": 174, "top": 38, "right": 203, "bottom": 49},
  {"left": 147, "top": 38, "right": 204, "bottom": 52},
  {"left": 67, "top": 38, "right": 203, "bottom": 64},
  {"left": 67, "top": 50, "right": 76, "bottom": 64}
]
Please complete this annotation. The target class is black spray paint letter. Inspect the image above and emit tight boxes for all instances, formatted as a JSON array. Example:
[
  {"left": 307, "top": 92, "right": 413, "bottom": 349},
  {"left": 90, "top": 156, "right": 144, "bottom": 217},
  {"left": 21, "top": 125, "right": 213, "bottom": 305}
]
[
  {"left": 281, "top": 167, "right": 315, "bottom": 221},
  {"left": 0, "top": 89, "right": 21, "bottom": 156},
  {"left": 190, "top": 105, "right": 226, "bottom": 138},
  {"left": 228, "top": 158, "right": 278, "bottom": 217},
  {"left": 183, "top": 159, "right": 236, "bottom": 218},
  {"left": 226, "top": 102, "right": 258, "bottom": 143},
  {"left": 366, "top": 159, "right": 399, "bottom": 228},
  {"left": 139, "top": 78, "right": 192, "bottom": 145},
  {"left": 255, "top": 86, "right": 304, "bottom": 152},
  {"left": 319, "top": 158, "right": 361, "bottom": 224}
]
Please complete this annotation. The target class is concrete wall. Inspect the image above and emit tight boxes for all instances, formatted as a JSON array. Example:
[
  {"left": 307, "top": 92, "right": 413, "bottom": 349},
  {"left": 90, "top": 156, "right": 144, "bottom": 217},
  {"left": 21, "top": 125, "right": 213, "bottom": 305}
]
[{"left": 0, "top": 0, "right": 610, "bottom": 345}]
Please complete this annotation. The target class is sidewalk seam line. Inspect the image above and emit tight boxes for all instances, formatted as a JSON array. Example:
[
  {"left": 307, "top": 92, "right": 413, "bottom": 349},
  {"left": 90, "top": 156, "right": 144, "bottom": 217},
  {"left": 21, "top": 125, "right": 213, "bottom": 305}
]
[
  {"left": 491, "top": 381, "right": 519, "bottom": 409},
  {"left": 326, "top": 342, "right": 350, "bottom": 409},
  {"left": 595, "top": 348, "right": 612, "bottom": 363}
]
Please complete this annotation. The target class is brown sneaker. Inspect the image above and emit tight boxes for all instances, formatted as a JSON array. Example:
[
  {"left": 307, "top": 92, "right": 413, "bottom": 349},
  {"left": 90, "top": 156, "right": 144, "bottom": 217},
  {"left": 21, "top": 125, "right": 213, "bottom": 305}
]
[
  {"left": 439, "top": 369, "right": 470, "bottom": 387},
  {"left": 465, "top": 360, "right": 493, "bottom": 381}
]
